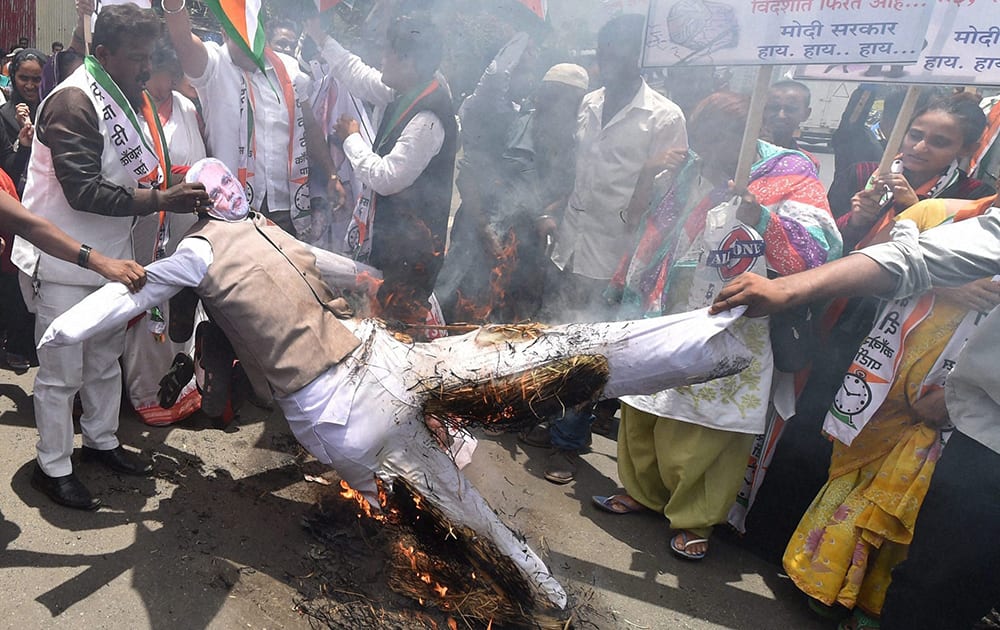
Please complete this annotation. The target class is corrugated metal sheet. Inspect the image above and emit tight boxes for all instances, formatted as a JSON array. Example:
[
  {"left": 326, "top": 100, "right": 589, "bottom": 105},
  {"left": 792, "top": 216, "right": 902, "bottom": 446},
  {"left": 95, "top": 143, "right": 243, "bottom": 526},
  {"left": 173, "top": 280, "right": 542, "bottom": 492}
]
[
  {"left": 0, "top": 0, "right": 36, "bottom": 51},
  {"left": 34, "top": 1, "right": 75, "bottom": 54}
]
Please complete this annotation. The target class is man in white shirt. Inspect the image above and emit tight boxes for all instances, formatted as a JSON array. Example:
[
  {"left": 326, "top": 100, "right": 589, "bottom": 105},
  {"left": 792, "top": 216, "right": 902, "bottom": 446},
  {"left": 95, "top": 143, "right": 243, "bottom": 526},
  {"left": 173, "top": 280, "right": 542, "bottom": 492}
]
[
  {"left": 548, "top": 14, "right": 687, "bottom": 314},
  {"left": 163, "top": 1, "right": 334, "bottom": 238},
  {"left": 530, "top": 13, "right": 688, "bottom": 483},
  {"left": 12, "top": 3, "right": 211, "bottom": 510},
  {"left": 303, "top": 12, "right": 458, "bottom": 322}
]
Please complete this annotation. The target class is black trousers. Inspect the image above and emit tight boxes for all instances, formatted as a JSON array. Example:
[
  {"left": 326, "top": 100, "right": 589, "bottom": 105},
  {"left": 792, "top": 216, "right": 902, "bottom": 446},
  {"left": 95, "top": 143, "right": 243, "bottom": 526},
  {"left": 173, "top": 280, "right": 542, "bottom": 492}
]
[{"left": 881, "top": 431, "right": 1000, "bottom": 629}]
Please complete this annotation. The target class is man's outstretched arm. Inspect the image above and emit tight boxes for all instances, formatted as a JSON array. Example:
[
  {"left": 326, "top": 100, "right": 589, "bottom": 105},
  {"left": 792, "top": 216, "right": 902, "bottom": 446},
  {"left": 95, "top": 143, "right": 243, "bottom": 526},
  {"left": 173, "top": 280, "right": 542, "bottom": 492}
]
[
  {"left": 1, "top": 190, "right": 146, "bottom": 290},
  {"left": 710, "top": 253, "right": 895, "bottom": 318},
  {"left": 39, "top": 240, "right": 212, "bottom": 348},
  {"left": 162, "top": 0, "right": 210, "bottom": 79},
  {"left": 712, "top": 211, "right": 1000, "bottom": 317}
]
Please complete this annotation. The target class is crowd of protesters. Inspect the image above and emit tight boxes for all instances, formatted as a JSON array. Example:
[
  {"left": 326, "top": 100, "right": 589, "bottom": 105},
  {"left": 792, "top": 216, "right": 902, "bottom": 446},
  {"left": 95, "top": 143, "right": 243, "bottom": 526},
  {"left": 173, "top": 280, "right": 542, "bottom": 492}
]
[{"left": 1, "top": 1, "right": 999, "bottom": 628}]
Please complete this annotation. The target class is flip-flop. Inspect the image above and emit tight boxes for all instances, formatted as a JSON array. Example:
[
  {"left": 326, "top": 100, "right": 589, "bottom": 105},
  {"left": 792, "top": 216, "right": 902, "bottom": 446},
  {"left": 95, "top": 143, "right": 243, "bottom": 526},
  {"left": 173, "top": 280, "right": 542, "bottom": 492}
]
[
  {"left": 838, "top": 609, "right": 881, "bottom": 630},
  {"left": 592, "top": 494, "right": 645, "bottom": 514},
  {"left": 670, "top": 530, "right": 708, "bottom": 561}
]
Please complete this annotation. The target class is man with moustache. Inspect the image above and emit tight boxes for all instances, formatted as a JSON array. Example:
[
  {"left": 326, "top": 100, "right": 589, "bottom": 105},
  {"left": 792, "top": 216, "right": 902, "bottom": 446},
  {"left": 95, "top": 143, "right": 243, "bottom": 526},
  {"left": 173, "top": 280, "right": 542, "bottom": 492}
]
[{"left": 10, "top": 2, "right": 211, "bottom": 510}]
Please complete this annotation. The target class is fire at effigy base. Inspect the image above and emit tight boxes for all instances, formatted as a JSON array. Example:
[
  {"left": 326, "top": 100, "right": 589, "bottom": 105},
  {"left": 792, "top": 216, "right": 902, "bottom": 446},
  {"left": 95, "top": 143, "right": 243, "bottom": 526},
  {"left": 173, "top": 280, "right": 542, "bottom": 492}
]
[
  {"left": 326, "top": 476, "right": 572, "bottom": 629},
  {"left": 387, "top": 478, "right": 571, "bottom": 629}
]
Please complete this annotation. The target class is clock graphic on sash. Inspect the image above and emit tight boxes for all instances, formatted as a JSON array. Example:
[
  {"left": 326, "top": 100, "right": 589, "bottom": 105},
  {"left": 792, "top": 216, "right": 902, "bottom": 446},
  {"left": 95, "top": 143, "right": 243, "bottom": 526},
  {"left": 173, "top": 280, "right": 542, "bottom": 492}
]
[{"left": 832, "top": 371, "right": 873, "bottom": 420}]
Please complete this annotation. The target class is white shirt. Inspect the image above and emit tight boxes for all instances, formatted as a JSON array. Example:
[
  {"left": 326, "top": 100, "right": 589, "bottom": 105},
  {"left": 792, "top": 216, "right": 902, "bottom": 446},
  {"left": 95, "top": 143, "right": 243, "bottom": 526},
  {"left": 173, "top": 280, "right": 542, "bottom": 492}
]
[
  {"left": 39, "top": 231, "right": 378, "bottom": 347},
  {"left": 320, "top": 37, "right": 445, "bottom": 196},
  {"left": 162, "top": 91, "right": 206, "bottom": 166},
  {"left": 552, "top": 81, "right": 687, "bottom": 279},
  {"left": 189, "top": 43, "right": 308, "bottom": 214}
]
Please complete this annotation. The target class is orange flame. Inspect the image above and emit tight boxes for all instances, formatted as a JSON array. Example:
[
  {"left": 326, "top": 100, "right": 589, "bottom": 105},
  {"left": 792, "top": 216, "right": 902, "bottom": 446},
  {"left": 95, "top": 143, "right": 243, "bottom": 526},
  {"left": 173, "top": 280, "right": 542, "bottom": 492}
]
[
  {"left": 489, "top": 229, "right": 518, "bottom": 308},
  {"left": 339, "top": 479, "right": 386, "bottom": 522},
  {"left": 354, "top": 270, "right": 383, "bottom": 297},
  {"left": 342, "top": 480, "right": 459, "bottom": 610},
  {"left": 453, "top": 229, "right": 521, "bottom": 324},
  {"left": 454, "top": 289, "right": 491, "bottom": 323},
  {"left": 398, "top": 541, "right": 450, "bottom": 602}
]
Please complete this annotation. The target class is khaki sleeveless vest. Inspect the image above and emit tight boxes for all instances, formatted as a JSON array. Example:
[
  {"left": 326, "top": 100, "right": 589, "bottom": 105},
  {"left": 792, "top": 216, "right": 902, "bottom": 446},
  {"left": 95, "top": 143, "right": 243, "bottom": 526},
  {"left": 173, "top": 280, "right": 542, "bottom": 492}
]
[{"left": 187, "top": 214, "right": 361, "bottom": 397}]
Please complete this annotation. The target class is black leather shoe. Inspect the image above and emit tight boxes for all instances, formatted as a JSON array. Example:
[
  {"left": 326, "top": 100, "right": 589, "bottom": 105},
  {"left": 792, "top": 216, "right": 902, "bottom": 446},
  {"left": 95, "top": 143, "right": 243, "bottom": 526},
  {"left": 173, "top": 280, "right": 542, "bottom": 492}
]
[
  {"left": 30, "top": 465, "right": 101, "bottom": 510},
  {"left": 80, "top": 446, "right": 153, "bottom": 476}
]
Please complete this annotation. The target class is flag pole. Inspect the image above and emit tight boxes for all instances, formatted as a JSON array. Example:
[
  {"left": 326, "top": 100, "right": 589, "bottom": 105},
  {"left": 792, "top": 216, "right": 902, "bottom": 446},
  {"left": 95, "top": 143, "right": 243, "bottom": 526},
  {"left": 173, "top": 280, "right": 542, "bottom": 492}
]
[
  {"left": 877, "top": 85, "right": 921, "bottom": 175},
  {"left": 83, "top": 14, "right": 92, "bottom": 55},
  {"left": 734, "top": 66, "right": 774, "bottom": 187}
]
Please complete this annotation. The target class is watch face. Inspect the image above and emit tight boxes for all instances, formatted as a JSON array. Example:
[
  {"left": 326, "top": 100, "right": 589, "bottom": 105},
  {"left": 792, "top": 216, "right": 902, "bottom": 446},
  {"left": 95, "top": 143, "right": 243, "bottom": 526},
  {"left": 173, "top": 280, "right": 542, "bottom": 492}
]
[
  {"left": 833, "top": 373, "right": 873, "bottom": 416},
  {"left": 294, "top": 183, "right": 311, "bottom": 212}
]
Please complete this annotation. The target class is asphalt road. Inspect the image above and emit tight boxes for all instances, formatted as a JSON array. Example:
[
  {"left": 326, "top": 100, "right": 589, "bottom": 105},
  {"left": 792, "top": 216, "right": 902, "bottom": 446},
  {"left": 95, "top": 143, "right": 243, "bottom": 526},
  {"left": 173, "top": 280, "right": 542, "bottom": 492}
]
[{"left": 0, "top": 362, "right": 835, "bottom": 630}]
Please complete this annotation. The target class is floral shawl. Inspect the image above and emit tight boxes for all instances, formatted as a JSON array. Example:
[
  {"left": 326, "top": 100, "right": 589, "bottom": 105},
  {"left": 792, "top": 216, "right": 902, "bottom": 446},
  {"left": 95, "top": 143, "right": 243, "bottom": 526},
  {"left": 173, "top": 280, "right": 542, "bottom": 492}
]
[{"left": 611, "top": 140, "right": 842, "bottom": 318}]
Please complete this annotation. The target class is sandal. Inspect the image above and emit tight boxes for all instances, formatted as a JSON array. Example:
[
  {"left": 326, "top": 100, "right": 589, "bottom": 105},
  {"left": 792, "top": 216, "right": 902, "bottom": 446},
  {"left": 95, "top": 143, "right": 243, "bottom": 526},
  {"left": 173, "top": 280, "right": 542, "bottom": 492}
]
[
  {"left": 670, "top": 530, "right": 709, "bottom": 561},
  {"left": 592, "top": 494, "right": 645, "bottom": 514},
  {"left": 838, "top": 609, "right": 880, "bottom": 630}
]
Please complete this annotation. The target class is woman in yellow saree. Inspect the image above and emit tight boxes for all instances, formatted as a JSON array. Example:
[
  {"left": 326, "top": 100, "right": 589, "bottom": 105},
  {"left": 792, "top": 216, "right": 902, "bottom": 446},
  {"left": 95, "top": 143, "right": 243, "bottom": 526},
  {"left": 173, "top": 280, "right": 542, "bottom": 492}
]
[{"left": 783, "top": 195, "right": 1000, "bottom": 630}]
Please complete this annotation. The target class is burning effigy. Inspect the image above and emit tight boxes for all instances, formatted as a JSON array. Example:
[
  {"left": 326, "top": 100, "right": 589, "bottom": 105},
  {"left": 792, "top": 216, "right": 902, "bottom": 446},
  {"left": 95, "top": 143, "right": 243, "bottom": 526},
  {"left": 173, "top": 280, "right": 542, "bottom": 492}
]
[
  {"left": 38, "top": 159, "right": 755, "bottom": 628},
  {"left": 285, "top": 308, "right": 753, "bottom": 622},
  {"left": 44, "top": 288, "right": 752, "bottom": 624}
]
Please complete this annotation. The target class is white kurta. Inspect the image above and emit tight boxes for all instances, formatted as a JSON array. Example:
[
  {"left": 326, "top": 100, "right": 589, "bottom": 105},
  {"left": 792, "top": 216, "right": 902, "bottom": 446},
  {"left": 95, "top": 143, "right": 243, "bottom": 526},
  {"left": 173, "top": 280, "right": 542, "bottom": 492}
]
[
  {"left": 319, "top": 37, "right": 445, "bottom": 198},
  {"left": 189, "top": 43, "right": 308, "bottom": 215}
]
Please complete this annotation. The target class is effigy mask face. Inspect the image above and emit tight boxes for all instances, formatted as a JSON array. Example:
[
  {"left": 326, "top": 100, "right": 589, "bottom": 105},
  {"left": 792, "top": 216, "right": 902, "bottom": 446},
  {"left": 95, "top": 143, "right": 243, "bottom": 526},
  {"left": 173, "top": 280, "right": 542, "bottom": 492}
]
[{"left": 186, "top": 158, "right": 250, "bottom": 222}]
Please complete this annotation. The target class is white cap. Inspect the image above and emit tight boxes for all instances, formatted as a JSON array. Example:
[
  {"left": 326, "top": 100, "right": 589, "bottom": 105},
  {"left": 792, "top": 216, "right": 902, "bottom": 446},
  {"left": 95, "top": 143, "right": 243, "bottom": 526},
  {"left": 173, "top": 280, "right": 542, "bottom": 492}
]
[{"left": 541, "top": 63, "right": 589, "bottom": 91}]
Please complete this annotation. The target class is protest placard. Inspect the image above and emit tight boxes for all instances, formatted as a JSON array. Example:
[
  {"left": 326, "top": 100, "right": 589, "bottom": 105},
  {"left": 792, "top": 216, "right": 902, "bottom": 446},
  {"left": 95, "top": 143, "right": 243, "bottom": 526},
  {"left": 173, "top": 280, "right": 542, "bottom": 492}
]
[
  {"left": 642, "top": 0, "right": 935, "bottom": 67},
  {"left": 795, "top": 0, "right": 1000, "bottom": 85}
]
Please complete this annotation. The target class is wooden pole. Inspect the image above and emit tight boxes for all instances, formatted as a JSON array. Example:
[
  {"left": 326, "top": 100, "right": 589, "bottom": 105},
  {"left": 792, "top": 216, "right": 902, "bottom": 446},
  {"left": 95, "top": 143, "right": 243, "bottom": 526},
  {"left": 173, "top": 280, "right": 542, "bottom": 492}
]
[
  {"left": 877, "top": 85, "right": 921, "bottom": 174},
  {"left": 733, "top": 66, "right": 774, "bottom": 187},
  {"left": 83, "top": 14, "right": 92, "bottom": 55}
]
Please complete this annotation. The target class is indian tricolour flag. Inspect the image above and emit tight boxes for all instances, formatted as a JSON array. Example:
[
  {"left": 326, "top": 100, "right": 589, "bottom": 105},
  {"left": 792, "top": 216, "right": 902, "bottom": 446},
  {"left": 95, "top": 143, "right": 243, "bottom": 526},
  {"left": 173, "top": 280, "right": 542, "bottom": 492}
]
[
  {"left": 315, "top": 0, "right": 341, "bottom": 11},
  {"left": 203, "top": 0, "right": 267, "bottom": 74},
  {"left": 518, "top": 0, "right": 547, "bottom": 19}
]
